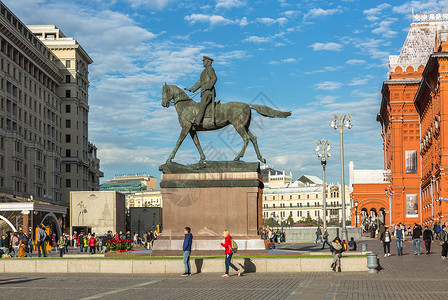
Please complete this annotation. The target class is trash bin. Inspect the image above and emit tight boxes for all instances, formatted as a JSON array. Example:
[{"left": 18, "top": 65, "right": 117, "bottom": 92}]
[{"left": 366, "top": 252, "right": 378, "bottom": 274}]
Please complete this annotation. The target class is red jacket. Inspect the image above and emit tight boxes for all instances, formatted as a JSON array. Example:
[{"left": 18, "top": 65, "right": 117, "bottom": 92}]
[
  {"left": 220, "top": 235, "right": 233, "bottom": 255},
  {"left": 88, "top": 237, "right": 96, "bottom": 247}
]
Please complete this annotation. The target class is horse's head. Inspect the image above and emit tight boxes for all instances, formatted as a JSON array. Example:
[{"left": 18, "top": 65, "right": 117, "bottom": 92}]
[{"left": 161, "top": 83, "right": 172, "bottom": 108}]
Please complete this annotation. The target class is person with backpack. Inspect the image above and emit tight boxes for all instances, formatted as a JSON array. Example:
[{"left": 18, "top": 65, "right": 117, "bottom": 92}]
[
  {"left": 219, "top": 230, "right": 241, "bottom": 277},
  {"left": 412, "top": 223, "right": 422, "bottom": 255},
  {"left": 330, "top": 237, "right": 343, "bottom": 272}
]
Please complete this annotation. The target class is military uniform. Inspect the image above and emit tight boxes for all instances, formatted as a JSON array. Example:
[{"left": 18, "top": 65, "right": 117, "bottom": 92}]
[{"left": 189, "top": 56, "right": 217, "bottom": 125}]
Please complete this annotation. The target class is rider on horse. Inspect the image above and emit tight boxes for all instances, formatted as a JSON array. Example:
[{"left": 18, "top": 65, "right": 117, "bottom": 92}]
[{"left": 185, "top": 56, "right": 217, "bottom": 126}]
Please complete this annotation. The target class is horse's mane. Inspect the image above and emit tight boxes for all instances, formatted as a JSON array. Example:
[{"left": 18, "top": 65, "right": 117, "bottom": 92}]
[{"left": 169, "top": 84, "right": 192, "bottom": 102}]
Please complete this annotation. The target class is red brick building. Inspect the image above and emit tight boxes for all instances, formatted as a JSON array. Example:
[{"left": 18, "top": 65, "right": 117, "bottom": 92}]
[{"left": 352, "top": 13, "right": 448, "bottom": 227}]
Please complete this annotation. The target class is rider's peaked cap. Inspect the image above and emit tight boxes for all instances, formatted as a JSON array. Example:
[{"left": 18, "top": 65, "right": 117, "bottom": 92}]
[{"left": 202, "top": 56, "right": 214, "bottom": 62}]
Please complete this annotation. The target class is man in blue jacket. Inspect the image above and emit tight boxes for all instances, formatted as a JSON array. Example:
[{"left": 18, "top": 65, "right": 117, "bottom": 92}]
[{"left": 182, "top": 227, "right": 193, "bottom": 276}]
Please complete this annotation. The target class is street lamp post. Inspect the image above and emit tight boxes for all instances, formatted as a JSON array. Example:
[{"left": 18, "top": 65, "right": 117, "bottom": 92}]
[
  {"left": 385, "top": 188, "right": 392, "bottom": 227},
  {"left": 354, "top": 200, "right": 359, "bottom": 228},
  {"left": 330, "top": 114, "right": 352, "bottom": 242},
  {"left": 315, "top": 139, "right": 331, "bottom": 228}
]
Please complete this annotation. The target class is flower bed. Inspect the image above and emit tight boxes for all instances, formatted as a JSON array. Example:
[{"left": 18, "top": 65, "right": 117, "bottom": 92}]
[{"left": 105, "top": 239, "right": 133, "bottom": 252}]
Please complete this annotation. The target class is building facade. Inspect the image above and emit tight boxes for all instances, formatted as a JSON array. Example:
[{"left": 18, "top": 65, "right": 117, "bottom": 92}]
[
  {"left": 100, "top": 174, "right": 161, "bottom": 208},
  {"left": 262, "top": 171, "right": 350, "bottom": 225},
  {"left": 354, "top": 12, "right": 448, "bottom": 227},
  {"left": 0, "top": 3, "right": 102, "bottom": 206}
]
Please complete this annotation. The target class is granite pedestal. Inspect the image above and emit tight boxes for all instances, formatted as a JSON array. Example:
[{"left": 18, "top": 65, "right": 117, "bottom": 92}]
[{"left": 154, "top": 161, "right": 265, "bottom": 252}]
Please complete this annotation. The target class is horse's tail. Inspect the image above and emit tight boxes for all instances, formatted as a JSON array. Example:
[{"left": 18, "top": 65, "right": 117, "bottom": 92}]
[{"left": 249, "top": 104, "right": 291, "bottom": 118}]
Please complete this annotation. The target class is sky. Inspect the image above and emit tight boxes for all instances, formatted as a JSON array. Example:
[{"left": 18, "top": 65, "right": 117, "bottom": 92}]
[{"left": 3, "top": 0, "right": 447, "bottom": 185}]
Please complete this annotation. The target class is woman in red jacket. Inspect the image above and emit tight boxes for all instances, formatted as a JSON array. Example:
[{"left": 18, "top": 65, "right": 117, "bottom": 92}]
[
  {"left": 219, "top": 230, "right": 241, "bottom": 277},
  {"left": 88, "top": 233, "right": 96, "bottom": 254}
]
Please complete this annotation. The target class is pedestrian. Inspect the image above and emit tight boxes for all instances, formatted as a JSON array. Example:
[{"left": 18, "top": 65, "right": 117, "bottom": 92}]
[
  {"left": 57, "top": 234, "right": 66, "bottom": 257},
  {"left": 440, "top": 224, "right": 448, "bottom": 259},
  {"left": 219, "top": 230, "right": 241, "bottom": 277},
  {"left": 0, "top": 234, "right": 7, "bottom": 254},
  {"left": 78, "top": 232, "right": 84, "bottom": 253},
  {"left": 25, "top": 233, "right": 33, "bottom": 258},
  {"left": 133, "top": 232, "right": 138, "bottom": 247},
  {"left": 89, "top": 233, "right": 96, "bottom": 254},
  {"left": 407, "top": 225, "right": 412, "bottom": 236},
  {"left": 73, "top": 231, "right": 78, "bottom": 248},
  {"left": 395, "top": 223, "right": 405, "bottom": 256},
  {"left": 16, "top": 238, "right": 27, "bottom": 258},
  {"left": 321, "top": 228, "right": 331, "bottom": 250},
  {"left": 348, "top": 237, "right": 357, "bottom": 251},
  {"left": 380, "top": 227, "right": 392, "bottom": 257},
  {"left": 423, "top": 226, "right": 433, "bottom": 255},
  {"left": 412, "top": 223, "right": 422, "bottom": 255},
  {"left": 315, "top": 226, "right": 323, "bottom": 244},
  {"left": 330, "top": 237, "right": 343, "bottom": 272},
  {"left": 390, "top": 224, "right": 395, "bottom": 237},
  {"left": 11, "top": 232, "right": 19, "bottom": 257},
  {"left": 83, "top": 234, "right": 89, "bottom": 252},
  {"left": 436, "top": 222, "right": 442, "bottom": 240},
  {"left": 181, "top": 227, "right": 193, "bottom": 276},
  {"left": 36, "top": 225, "right": 47, "bottom": 257}
]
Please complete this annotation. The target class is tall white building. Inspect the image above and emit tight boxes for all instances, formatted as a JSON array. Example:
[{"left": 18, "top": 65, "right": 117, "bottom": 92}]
[{"left": 262, "top": 170, "right": 350, "bottom": 225}]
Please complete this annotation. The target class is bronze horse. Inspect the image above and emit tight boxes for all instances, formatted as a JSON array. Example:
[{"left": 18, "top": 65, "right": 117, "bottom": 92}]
[{"left": 162, "top": 84, "right": 291, "bottom": 164}]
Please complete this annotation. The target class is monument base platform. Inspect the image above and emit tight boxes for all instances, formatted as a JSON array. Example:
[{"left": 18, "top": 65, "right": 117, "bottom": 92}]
[{"left": 158, "top": 161, "right": 264, "bottom": 249}]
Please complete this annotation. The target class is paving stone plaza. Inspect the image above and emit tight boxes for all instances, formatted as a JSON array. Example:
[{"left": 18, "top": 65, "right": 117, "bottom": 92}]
[{"left": 1, "top": 239, "right": 447, "bottom": 300}]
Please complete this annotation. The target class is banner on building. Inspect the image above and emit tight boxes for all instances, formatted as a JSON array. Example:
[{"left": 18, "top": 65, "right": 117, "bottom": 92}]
[
  {"left": 406, "top": 194, "right": 418, "bottom": 217},
  {"left": 405, "top": 150, "right": 417, "bottom": 174}
]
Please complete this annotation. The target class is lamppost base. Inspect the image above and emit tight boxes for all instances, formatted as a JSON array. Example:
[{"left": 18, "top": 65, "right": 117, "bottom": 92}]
[{"left": 341, "top": 228, "right": 348, "bottom": 242}]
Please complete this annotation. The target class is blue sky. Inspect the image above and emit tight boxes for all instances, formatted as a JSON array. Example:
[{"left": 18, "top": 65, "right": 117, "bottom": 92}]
[{"left": 4, "top": 0, "right": 447, "bottom": 185}]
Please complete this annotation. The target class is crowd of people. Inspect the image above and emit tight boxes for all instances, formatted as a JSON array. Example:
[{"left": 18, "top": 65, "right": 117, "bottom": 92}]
[
  {"left": 0, "top": 227, "right": 159, "bottom": 258},
  {"left": 260, "top": 227, "right": 286, "bottom": 249},
  {"left": 377, "top": 222, "right": 448, "bottom": 258}
]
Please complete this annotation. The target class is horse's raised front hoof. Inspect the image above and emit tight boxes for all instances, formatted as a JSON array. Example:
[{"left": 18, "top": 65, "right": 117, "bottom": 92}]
[{"left": 259, "top": 157, "right": 266, "bottom": 164}]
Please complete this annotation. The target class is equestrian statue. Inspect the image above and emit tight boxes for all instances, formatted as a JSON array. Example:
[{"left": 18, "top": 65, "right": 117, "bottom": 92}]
[{"left": 161, "top": 55, "right": 291, "bottom": 164}]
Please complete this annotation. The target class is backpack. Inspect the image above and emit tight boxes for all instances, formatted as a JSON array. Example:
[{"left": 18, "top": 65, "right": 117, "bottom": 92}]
[
  {"left": 342, "top": 242, "right": 348, "bottom": 251},
  {"left": 230, "top": 238, "right": 238, "bottom": 253}
]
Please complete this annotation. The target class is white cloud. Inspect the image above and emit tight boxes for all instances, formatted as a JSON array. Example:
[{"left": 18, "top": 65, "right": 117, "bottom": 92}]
[
  {"left": 314, "top": 81, "right": 343, "bottom": 90},
  {"left": 126, "top": 0, "right": 174, "bottom": 10},
  {"left": 304, "top": 7, "right": 342, "bottom": 19},
  {"left": 363, "top": 3, "right": 391, "bottom": 17},
  {"left": 244, "top": 35, "right": 271, "bottom": 43},
  {"left": 216, "top": 0, "right": 246, "bottom": 9},
  {"left": 309, "top": 42, "right": 343, "bottom": 51},
  {"left": 315, "top": 95, "right": 339, "bottom": 104},
  {"left": 239, "top": 17, "right": 248, "bottom": 26},
  {"left": 346, "top": 59, "right": 366, "bottom": 65},
  {"left": 304, "top": 66, "right": 342, "bottom": 74},
  {"left": 256, "top": 17, "right": 288, "bottom": 26},
  {"left": 372, "top": 19, "right": 397, "bottom": 37},
  {"left": 185, "top": 14, "right": 236, "bottom": 26},
  {"left": 347, "top": 76, "right": 372, "bottom": 86},
  {"left": 268, "top": 58, "right": 299, "bottom": 64}
]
